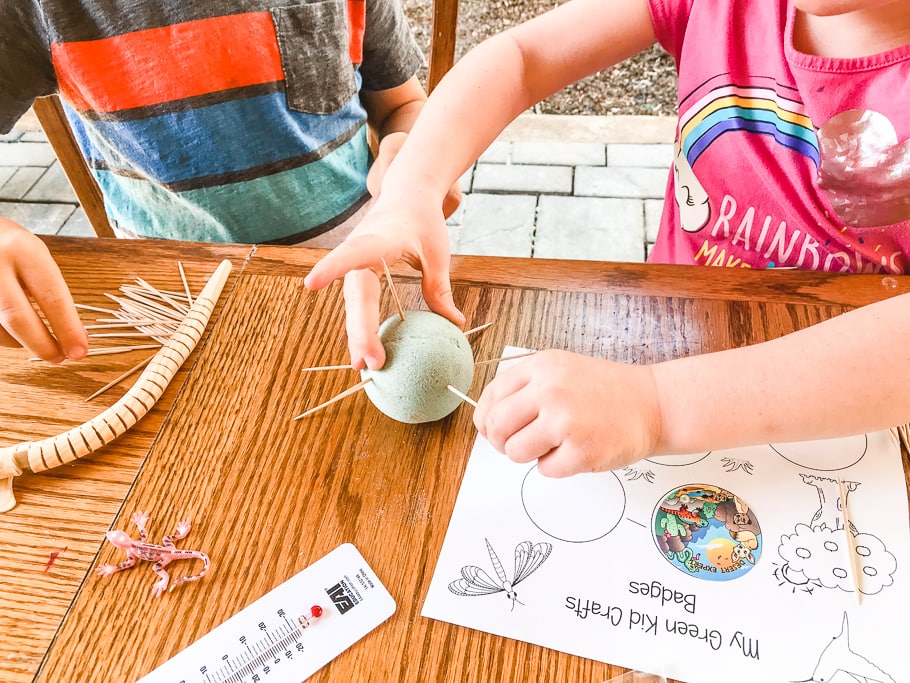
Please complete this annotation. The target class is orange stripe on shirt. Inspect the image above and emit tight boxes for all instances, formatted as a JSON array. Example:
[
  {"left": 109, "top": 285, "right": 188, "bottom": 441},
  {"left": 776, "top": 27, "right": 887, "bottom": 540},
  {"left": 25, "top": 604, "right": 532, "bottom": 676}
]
[
  {"left": 52, "top": 13, "right": 284, "bottom": 113},
  {"left": 347, "top": 0, "right": 365, "bottom": 64}
]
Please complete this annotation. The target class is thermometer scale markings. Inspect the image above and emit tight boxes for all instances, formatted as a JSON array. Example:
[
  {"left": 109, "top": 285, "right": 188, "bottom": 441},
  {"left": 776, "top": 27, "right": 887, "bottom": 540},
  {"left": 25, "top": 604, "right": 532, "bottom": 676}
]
[
  {"left": 138, "top": 545, "right": 395, "bottom": 683},
  {"left": 205, "top": 612, "right": 306, "bottom": 683}
]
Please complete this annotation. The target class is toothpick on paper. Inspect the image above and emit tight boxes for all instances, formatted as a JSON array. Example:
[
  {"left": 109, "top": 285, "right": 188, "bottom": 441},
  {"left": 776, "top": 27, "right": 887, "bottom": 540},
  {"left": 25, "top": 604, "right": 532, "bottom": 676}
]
[
  {"left": 837, "top": 478, "right": 862, "bottom": 606},
  {"left": 380, "top": 258, "right": 406, "bottom": 322}
]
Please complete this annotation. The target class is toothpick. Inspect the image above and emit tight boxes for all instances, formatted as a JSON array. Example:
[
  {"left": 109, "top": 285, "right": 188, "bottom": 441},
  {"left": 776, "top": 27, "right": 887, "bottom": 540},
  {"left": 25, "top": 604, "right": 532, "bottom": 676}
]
[
  {"left": 837, "top": 478, "right": 862, "bottom": 606},
  {"left": 464, "top": 322, "right": 493, "bottom": 336},
  {"left": 75, "top": 303, "right": 120, "bottom": 315},
  {"left": 84, "top": 320, "right": 172, "bottom": 329},
  {"left": 446, "top": 384, "right": 477, "bottom": 408},
  {"left": 380, "top": 258, "right": 406, "bottom": 321},
  {"left": 29, "top": 344, "right": 161, "bottom": 361},
  {"left": 85, "top": 354, "right": 156, "bottom": 402},
  {"left": 88, "top": 332, "right": 160, "bottom": 339},
  {"left": 133, "top": 278, "right": 190, "bottom": 313},
  {"left": 85, "top": 344, "right": 162, "bottom": 356},
  {"left": 178, "top": 261, "right": 194, "bottom": 307},
  {"left": 896, "top": 423, "right": 910, "bottom": 453},
  {"left": 293, "top": 378, "right": 372, "bottom": 420},
  {"left": 474, "top": 350, "right": 538, "bottom": 366},
  {"left": 300, "top": 364, "right": 354, "bottom": 372}
]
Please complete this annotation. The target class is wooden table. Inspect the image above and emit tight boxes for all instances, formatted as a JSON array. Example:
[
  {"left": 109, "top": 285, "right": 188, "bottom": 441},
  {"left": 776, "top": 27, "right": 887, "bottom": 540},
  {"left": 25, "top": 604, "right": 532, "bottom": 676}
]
[{"left": 2, "top": 236, "right": 909, "bottom": 683}]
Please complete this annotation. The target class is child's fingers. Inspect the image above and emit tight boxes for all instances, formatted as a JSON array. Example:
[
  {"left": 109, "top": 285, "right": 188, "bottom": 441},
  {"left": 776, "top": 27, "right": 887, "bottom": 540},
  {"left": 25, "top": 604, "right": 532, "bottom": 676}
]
[
  {"left": 419, "top": 245, "right": 466, "bottom": 328},
  {"left": 535, "top": 447, "right": 582, "bottom": 479},
  {"left": 475, "top": 371, "right": 536, "bottom": 456},
  {"left": 420, "top": 267, "right": 465, "bottom": 328},
  {"left": 0, "top": 270, "right": 66, "bottom": 362},
  {"left": 18, "top": 259, "right": 87, "bottom": 360},
  {"left": 304, "top": 233, "right": 399, "bottom": 291},
  {"left": 342, "top": 268, "right": 385, "bottom": 370}
]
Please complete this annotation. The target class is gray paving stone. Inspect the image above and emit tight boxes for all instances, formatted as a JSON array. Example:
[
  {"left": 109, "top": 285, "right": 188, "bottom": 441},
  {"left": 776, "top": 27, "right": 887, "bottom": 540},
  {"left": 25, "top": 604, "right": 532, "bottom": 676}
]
[
  {"left": 0, "top": 130, "right": 23, "bottom": 143},
  {"left": 574, "top": 166, "right": 667, "bottom": 199},
  {"left": 645, "top": 198, "right": 664, "bottom": 243},
  {"left": 459, "top": 166, "right": 474, "bottom": 194},
  {"left": 607, "top": 143, "right": 674, "bottom": 168},
  {"left": 535, "top": 196, "right": 645, "bottom": 262},
  {"left": 0, "top": 141, "right": 55, "bottom": 167},
  {"left": 446, "top": 197, "right": 466, "bottom": 226},
  {"left": 20, "top": 131, "right": 48, "bottom": 143},
  {"left": 473, "top": 163, "right": 572, "bottom": 194},
  {"left": 0, "top": 167, "right": 44, "bottom": 200},
  {"left": 447, "top": 223, "right": 462, "bottom": 252},
  {"left": 455, "top": 193, "right": 536, "bottom": 257},
  {"left": 511, "top": 141, "right": 605, "bottom": 166},
  {"left": 24, "top": 162, "right": 78, "bottom": 203},
  {"left": 59, "top": 207, "right": 95, "bottom": 237},
  {"left": 0, "top": 201, "right": 75, "bottom": 234},
  {"left": 0, "top": 167, "right": 14, "bottom": 190},
  {"left": 478, "top": 140, "right": 511, "bottom": 164}
]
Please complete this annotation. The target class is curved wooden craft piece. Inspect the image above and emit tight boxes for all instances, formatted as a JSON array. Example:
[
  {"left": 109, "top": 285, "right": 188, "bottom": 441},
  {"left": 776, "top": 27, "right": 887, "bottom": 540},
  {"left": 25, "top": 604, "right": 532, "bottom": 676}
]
[{"left": 0, "top": 260, "right": 232, "bottom": 513}]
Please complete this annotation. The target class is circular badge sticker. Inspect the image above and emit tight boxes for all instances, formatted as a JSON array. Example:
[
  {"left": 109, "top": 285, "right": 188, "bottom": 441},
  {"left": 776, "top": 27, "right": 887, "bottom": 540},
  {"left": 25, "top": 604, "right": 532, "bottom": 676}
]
[{"left": 652, "top": 484, "right": 761, "bottom": 581}]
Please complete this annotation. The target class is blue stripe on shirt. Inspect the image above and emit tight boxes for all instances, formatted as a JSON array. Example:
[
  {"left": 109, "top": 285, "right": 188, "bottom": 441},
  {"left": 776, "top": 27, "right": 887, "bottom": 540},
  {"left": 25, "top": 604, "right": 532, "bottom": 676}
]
[
  {"left": 65, "top": 86, "right": 368, "bottom": 187},
  {"left": 92, "top": 126, "right": 371, "bottom": 243}
]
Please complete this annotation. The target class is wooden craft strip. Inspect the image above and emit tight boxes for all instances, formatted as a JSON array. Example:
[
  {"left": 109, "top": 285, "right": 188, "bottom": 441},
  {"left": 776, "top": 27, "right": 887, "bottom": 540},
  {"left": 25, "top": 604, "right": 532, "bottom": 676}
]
[{"left": 0, "top": 259, "right": 233, "bottom": 513}]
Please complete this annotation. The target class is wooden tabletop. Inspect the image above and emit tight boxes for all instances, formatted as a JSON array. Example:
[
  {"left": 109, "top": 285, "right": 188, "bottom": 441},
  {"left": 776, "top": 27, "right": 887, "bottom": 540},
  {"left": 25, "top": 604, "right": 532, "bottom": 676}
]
[{"left": 2, "top": 236, "right": 909, "bottom": 683}]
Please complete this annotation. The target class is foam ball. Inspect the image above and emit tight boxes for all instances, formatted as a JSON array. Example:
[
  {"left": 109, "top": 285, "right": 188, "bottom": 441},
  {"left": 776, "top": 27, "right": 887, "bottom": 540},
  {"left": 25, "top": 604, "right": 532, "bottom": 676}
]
[{"left": 362, "top": 310, "right": 474, "bottom": 423}]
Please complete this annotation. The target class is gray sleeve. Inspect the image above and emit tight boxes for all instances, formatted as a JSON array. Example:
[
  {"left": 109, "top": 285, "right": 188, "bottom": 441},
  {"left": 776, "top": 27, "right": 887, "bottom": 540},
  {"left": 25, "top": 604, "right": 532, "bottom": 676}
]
[
  {"left": 359, "top": 0, "right": 424, "bottom": 92},
  {"left": 0, "top": 1, "right": 56, "bottom": 134}
]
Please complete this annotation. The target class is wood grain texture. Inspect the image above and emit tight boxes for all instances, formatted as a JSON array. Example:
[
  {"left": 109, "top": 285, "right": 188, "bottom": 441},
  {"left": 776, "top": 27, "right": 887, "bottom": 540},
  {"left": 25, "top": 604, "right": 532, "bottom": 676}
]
[
  {"left": 428, "top": 0, "right": 458, "bottom": 93},
  {"left": 3, "top": 238, "right": 907, "bottom": 683},
  {"left": 0, "top": 239, "right": 249, "bottom": 683}
]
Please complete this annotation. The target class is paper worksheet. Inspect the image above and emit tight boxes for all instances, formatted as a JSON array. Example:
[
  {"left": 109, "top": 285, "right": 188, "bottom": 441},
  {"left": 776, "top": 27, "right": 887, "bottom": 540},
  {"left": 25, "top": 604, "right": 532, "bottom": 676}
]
[{"left": 423, "top": 349, "right": 910, "bottom": 683}]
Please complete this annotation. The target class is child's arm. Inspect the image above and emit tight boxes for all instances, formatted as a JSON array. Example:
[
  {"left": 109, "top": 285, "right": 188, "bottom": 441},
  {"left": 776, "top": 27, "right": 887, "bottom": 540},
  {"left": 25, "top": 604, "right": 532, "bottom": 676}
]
[
  {"left": 474, "top": 292, "right": 910, "bottom": 477},
  {"left": 306, "top": 0, "right": 658, "bottom": 368},
  {"left": 0, "top": 218, "right": 88, "bottom": 362},
  {"left": 360, "top": 75, "right": 461, "bottom": 219}
]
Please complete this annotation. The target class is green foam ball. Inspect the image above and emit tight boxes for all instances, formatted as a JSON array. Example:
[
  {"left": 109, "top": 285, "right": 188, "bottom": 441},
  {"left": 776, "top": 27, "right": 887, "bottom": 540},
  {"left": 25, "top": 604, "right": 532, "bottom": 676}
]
[{"left": 361, "top": 310, "right": 474, "bottom": 424}]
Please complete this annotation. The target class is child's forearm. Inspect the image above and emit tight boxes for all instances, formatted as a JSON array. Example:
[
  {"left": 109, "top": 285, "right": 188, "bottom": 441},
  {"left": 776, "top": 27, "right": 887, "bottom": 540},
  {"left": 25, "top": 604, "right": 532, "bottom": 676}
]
[
  {"left": 381, "top": 0, "right": 657, "bottom": 202},
  {"left": 651, "top": 292, "right": 910, "bottom": 453},
  {"left": 379, "top": 34, "right": 532, "bottom": 200}
]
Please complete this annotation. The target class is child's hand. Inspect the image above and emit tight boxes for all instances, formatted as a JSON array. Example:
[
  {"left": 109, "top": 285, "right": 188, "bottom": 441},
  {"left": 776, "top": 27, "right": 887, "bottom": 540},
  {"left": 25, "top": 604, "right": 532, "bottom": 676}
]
[
  {"left": 367, "top": 131, "right": 462, "bottom": 218},
  {"left": 304, "top": 185, "right": 465, "bottom": 370},
  {"left": 473, "top": 350, "right": 662, "bottom": 477},
  {"left": 0, "top": 218, "right": 87, "bottom": 362}
]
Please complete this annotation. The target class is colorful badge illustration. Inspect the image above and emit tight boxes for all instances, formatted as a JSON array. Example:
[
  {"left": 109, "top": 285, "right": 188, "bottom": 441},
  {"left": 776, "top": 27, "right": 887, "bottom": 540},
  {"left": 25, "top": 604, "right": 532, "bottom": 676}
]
[{"left": 652, "top": 484, "right": 761, "bottom": 581}]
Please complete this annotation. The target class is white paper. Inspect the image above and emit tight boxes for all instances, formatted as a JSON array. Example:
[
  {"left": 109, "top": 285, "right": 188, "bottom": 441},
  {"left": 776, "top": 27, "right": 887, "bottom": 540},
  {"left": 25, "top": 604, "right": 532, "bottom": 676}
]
[{"left": 423, "top": 349, "right": 910, "bottom": 683}]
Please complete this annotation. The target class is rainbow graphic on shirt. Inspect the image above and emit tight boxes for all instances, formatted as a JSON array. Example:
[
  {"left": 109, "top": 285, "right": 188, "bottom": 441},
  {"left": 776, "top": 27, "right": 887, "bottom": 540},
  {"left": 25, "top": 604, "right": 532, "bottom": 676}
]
[{"left": 678, "top": 78, "right": 819, "bottom": 168}]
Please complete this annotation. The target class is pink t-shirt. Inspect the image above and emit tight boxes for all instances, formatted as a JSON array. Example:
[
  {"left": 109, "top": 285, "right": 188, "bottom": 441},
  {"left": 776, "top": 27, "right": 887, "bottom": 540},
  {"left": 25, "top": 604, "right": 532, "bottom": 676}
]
[{"left": 647, "top": 0, "right": 910, "bottom": 272}]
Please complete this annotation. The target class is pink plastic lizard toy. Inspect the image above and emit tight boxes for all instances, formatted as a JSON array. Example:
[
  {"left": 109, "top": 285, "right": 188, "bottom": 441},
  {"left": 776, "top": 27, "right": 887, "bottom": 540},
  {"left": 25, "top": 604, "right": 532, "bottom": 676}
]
[{"left": 96, "top": 511, "right": 211, "bottom": 597}]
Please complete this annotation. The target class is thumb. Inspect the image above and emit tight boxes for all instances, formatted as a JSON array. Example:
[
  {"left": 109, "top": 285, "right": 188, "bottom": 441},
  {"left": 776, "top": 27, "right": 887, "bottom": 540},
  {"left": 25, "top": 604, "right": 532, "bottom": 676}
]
[{"left": 420, "top": 264, "right": 465, "bottom": 327}]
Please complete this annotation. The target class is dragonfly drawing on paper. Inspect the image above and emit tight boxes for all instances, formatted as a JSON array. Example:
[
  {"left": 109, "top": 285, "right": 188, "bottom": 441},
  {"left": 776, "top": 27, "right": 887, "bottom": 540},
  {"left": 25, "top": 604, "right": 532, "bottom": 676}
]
[{"left": 448, "top": 538, "right": 553, "bottom": 611}]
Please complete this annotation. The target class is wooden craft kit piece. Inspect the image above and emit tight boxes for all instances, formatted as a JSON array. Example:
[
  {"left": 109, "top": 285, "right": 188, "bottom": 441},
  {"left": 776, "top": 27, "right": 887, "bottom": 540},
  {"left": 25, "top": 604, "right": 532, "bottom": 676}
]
[{"left": 0, "top": 260, "right": 232, "bottom": 513}]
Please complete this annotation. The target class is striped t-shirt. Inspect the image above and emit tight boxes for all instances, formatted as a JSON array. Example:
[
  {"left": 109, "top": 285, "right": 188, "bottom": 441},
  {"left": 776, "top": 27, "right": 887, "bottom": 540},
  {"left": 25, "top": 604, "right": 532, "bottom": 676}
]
[{"left": 0, "top": 1, "right": 423, "bottom": 243}]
